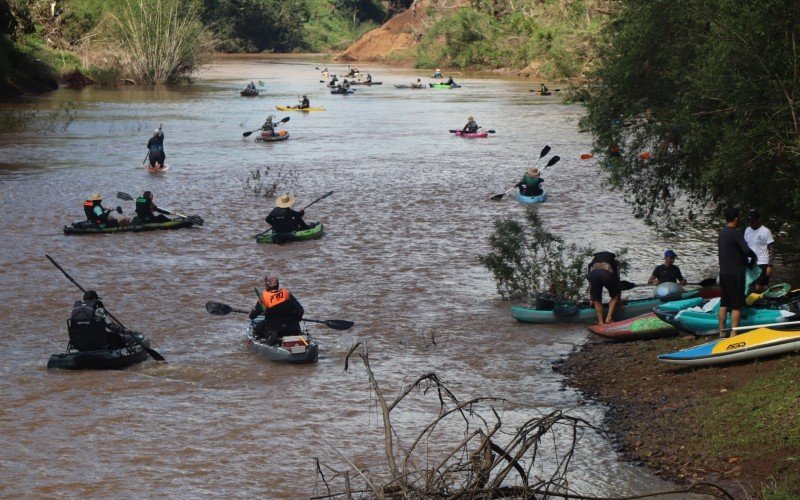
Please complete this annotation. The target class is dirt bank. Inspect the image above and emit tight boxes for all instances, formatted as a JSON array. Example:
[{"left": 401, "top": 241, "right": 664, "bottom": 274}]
[{"left": 554, "top": 335, "right": 800, "bottom": 499}]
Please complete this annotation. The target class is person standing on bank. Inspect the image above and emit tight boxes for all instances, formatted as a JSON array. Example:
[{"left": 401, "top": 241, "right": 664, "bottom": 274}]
[
  {"left": 647, "top": 249, "right": 687, "bottom": 286},
  {"left": 717, "top": 207, "right": 757, "bottom": 337},
  {"left": 743, "top": 210, "right": 775, "bottom": 292},
  {"left": 587, "top": 251, "right": 622, "bottom": 325}
]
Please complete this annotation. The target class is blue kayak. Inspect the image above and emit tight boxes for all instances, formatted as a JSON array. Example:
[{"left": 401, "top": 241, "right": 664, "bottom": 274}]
[{"left": 515, "top": 190, "right": 547, "bottom": 204}]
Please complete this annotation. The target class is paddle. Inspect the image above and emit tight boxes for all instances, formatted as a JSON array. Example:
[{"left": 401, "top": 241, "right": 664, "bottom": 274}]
[
  {"left": 253, "top": 190, "right": 334, "bottom": 238},
  {"left": 619, "top": 277, "right": 718, "bottom": 292},
  {"left": 116, "top": 192, "right": 204, "bottom": 226},
  {"left": 449, "top": 129, "right": 496, "bottom": 134},
  {"left": 205, "top": 301, "right": 354, "bottom": 330},
  {"left": 243, "top": 116, "right": 290, "bottom": 137},
  {"left": 491, "top": 149, "right": 558, "bottom": 201},
  {"left": 45, "top": 254, "right": 166, "bottom": 362}
]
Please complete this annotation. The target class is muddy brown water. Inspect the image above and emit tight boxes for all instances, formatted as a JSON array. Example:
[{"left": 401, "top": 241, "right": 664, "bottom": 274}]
[{"left": 0, "top": 56, "right": 720, "bottom": 497}]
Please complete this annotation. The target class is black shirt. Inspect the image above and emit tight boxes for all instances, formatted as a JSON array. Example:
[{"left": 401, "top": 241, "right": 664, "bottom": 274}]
[
  {"left": 651, "top": 264, "right": 683, "bottom": 283},
  {"left": 265, "top": 207, "right": 306, "bottom": 233},
  {"left": 718, "top": 226, "right": 756, "bottom": 275}
]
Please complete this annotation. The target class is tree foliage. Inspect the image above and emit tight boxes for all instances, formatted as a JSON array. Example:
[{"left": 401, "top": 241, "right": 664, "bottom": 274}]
[{"left": 579, "top": 0, "right": 800, "bottom": 234}]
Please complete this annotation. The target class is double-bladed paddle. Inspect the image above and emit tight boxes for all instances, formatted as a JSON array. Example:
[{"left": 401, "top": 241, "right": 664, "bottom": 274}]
[
  {"left": 253, "top": 191, "right": 334, "bottom": 239},
  {"left": 491, "top": 149, "right": 559, "bottom": 201},
  {"left": 204, "top": 301, "right": 354, "bottom": 330},
  {"left": 619, "top": 277, "right": 718, "bottom": 292},
  {"left": 116, "top": 192, "right": 204, "bottom": 226},
  {"left": 45, "top": 254, "right": 166, "bottom": 362},
  {"left": 243, "top": 116, "right": 290, "bottom": 137},
  {"left": 449, "top": 129, "right": 496, "bottom": 134}
]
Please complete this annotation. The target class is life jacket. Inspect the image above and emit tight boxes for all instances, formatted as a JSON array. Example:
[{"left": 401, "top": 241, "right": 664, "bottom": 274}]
[
  {"left": 84, "top": 200, "right": 103, "bottom": 225},
  {"left": 261, "top": 289, "right": 291, "bottom": 309},
  {"left": 259, "top": 289, "right": 302, "bottom": 337},
  {"left": 266, "top": 207, "right": 300, "bottom": 233},
  {"left": 135, "top": 196, "right": 153, "bottom": 222},
  {"left": 67, "top": 299, "right": 112, "bottom": 351}
]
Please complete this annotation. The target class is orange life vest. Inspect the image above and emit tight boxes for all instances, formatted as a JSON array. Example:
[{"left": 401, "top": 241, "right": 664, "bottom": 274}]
[{"left": 261, "top": 288, "right": 290, "bottom": 309}]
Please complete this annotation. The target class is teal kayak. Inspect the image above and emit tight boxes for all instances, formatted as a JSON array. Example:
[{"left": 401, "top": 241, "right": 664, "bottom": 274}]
[
  {"left": 515, "top": 190, "right": 547, "bottom": 204},
  {"left": 511, "top": 290, "right": 700, "bottom": 324},
  {"left": 255, "top": 222, "right": 323, "bottom": 244},
  {"left": 668, "top": 300, "right": 794, "bottom": 334}
]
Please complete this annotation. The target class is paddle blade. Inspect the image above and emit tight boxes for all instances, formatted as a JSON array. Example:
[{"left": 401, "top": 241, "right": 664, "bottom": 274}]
[
  {"left": 620, "top": 280, "right": 639, "bottom": 291},
  {"left": 486, "top": 130, "right": 496, "bottom": 133},
  {"left": 117, "top": 191, "right": 134, "bottom": 201},
  {"left": 546, "top": 155, "right": 561, "bottom": 167},
  {"left": 280, "top": 116, "right": 290, "bottom": 123},
  {"left": 324, "top": 320, "right": 355, "bottom": 330},
  {"left": 144, "top": 346, "right": 166, "bottom": 362},
  {"left": 187, "top": 215, "right": 205, "bottom": 226},
  {"left": 539, "top": 145, "right": 551, "bottom": 158},
  {"left": 205, "top": 301, "right": 233, "bottom": 316},
  {"left": 243, "top": 130, "right": 255, "bottom": 137},
  {"left": 490, "top": 193, "right": 506, "bottom": 201},
  {"left": 695, "top": 278, "right": 718, "bottom": 287}
]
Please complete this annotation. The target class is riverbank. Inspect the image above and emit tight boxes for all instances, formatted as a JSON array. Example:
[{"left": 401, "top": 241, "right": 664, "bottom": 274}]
[{"left": 555, "top": 335, "right": 800, "bottom": 498}]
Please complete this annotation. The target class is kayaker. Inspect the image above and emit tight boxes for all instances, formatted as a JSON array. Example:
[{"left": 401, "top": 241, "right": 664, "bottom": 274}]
[
  {"left": 147, "top": 124, "right": 166, "bottom": 169},
  {"left": 248, "top": 276, "right": 304, "bottom": 345},
  {"left": 84, "top": 193, "right": 125, "bottom": 228},
  {"left": 135, "top": 191, "right": 171, "bottom": 224},
  {"left": 261, "top": 114, "right": 276, "bottom": 136},
  {"left": 445, "top": 76, "right": 456, "bottom": 85},
  {"left": 328, "top": 75, "right": 338, "bottom": 87},
  {"left": 411, "top": 78, "right": 423, "bottom": 88},
  {"left": 67, "top": 290, "right": 126, "bottom": 351},
  {"left": 743, "top": 210, "right": 775, "bottom": 292},
  {"left": 298, "top": 95, "right": 310, "bottom": 109},
  {"left": 539, "top": 83, "right": 549, "bottom": 93},
  {"left": 364, "top": 73, "right": 372, "bottom": 83},
  {"left": 342, "top": 79, "right": 351, "bottom": 90},
  {"left": 433, "top": 68, "right": 443, "bottom": 78},
  {"left": 515, "top": 167, "right": 544, "bottom": 196},
  {"left": 587, "top": 251, "right": 622, "bottom": 325},
  {"left": 245, "top": 82, "right": 256, "bottom": 92},
  {"left": 462, "top": 116, "right": 479, "bottom": 133},
  {"left": 717, "top": 207, "right": 758, "bottom": 337},
  {"left": 265, "top": 194, "right": 309, "bottom": 233},
  {"left": 647, "top": 250, "right": 687, "bottom": 286}
]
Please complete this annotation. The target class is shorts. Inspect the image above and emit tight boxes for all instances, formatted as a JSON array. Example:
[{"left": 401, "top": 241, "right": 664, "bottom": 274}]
[
  {"left": 753, "top": 265, "right": 771, "bottom": 288},
  {"left": 719, "top": 273, "right": 746, "bottom": 309},
  {"left": 588, "top": 269, "right": 620, "bottom": 302}
]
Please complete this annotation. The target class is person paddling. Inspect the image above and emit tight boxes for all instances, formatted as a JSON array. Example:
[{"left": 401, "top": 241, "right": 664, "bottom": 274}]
[
  {"left": 411, "top": 78, "right": 423, "bottom": 88},
  {"left": 261, "top": 115, "right": 276, "bottom": 137},
  {"left": 515, "top": 166, "right": 544, "bottom": 197},
  {"left": 297, "top": 95, "right": 310, "bottom": 109},
  {"left": 134, "top": 191, "right": 171, "bottom": 224},
  {"left": 67, "top": 290, "right": 126, "bottom": 351},
  {"left": 248, "top": 276, "right": 304, "bottom": 345},
  {"left": 84, "top": 193, "right": 127, "bottom": 228},
  {"left": 444, "top": 76, "right": 456, "bottom": 86},
  {"left": 462, "top": 115, "right": 479, "bottom": 134},
  {"left": 265, "top": 194, "right": 309, "bottom": 233},
  {"left": 146, "top": 124, "right": 166, "bottom": 170}
]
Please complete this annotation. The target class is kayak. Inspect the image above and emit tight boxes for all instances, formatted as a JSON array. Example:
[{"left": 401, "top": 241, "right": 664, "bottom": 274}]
[
  {"left": 453, "top": 130, "right": 488, "bottom": 138},
  {"left": 529, "top": 90, "right": 552, "bottom": 96},
  {"left": 256, "top": 130, "right": 289, "bottom": 142},
  {"left": 511, "top": 290, "right": 701, "bottom": 324},
  {"left": 275, "top": 106, "right": 326, "bottom": 112},
  {"left": 662, "top": 298, "right": 795, "bottom": 334},
  {"left": 255, "top": 221, "right": 323, "bottom": 244},
  {"left": 658, "top": 324, "right": 800, "bottom": 366},
  {"left": 515, "top": 189, "right": 547, "bottom": 204},
  {"left": 331, "top": 89, "right": 355, "bottom": 94},
  {"left": 588, "top": 312, "right": 679, "bottom": 341},
  {"left": 429, "top": 83, "right": 461, "bottom": 88},
  {"left": 246, "top": 320, "right": 318, "bottom": 364},
  {"left": 47, "top": 332, "right": 150, "bottom": 370},
  {"left": 240, "top": 89, "right": 259, "bottom": 96},
  {"left": 63, "top": 219, "right": 194, "bottom": 234},
  {"left": 394, "top": 85, "right": 426, "bottom": 89},
  {"left": 349, "top": 81, "right": 382, "bottom": 85},
  {"left": 145, "top": 164, "right": 169, "bottom": 174}
]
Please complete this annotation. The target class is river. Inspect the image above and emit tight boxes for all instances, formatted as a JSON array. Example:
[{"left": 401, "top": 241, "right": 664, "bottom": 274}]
[{"left": 0, "top": 55, "right": 720, "bottom": 498}]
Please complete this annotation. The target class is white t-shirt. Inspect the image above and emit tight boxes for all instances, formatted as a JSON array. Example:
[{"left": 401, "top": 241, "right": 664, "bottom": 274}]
[{"left": 744, "top": 225, "right": 774, "bottom": 265}]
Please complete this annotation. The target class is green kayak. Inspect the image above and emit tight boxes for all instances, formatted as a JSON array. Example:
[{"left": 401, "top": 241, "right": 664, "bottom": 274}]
[
  {"left": 63, "top": 219, "right": 194, "bottom": 235},
  {"left": 256, "top": 222, "right": 323, "bottom": 244}
]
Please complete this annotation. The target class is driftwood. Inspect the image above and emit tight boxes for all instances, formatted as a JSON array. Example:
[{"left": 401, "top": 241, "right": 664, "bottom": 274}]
[{"left": 313, "top": 343, "right": 737, "bottom": 499}]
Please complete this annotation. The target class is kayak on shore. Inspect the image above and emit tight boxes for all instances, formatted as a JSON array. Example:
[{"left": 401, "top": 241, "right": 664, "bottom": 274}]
[
  {"left": 246, "top": 319, "right": 319, "bottom": 364},
  {"left": 588, "top": 312, "right": 678, "bottom": 341},
  {"left": 47, "top": 331, "right": 151, "bottom": 370},
  {"left": 255, "top": 221, "right": 323, "bottom": 244},
  {"left": 63, "top": 218, "right": 195, "bottom": 234},
  {"left": 655, "top": 297, "right": 797, "bottom": 335},
  {"left": 515, "top": 189, "right": 547, "bottom": 204},
  {"left": 275, "top": 105, "right": 326, "bottom": 112}
]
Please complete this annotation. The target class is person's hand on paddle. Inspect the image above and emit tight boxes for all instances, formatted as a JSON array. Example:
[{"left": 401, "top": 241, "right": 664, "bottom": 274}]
[{"left": 299, "top": 209, "right": 305, "bottom": 217}]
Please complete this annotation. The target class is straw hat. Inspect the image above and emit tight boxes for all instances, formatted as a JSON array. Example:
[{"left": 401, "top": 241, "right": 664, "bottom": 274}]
[
  {"left": 89, "top": 193, "right": 102, "bottom": 201},
  {"left": 526, "top": 167, "right": 540, "bottom": 177},
  {"left": 275, "top": 194, "right": 296, "bottom": 208},
  {"left": 467, "top": 116, "right": 474, "bottom": 121}
]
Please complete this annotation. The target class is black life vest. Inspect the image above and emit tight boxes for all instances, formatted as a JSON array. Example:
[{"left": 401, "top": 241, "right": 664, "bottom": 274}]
[
  {"left": 68, "top": 299, "right": 111, "bottom": 351},
  {"left": 266, "top": 207, "right": 300, "bottom": 233},
  {"left": 135, "top": 196, "right": 153, "bottom": 222}
]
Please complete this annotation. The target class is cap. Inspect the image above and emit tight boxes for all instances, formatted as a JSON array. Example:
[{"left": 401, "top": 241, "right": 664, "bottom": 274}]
[
  {"left": 664, "top": 250, "right": 677, "bottom": 258},
  {"left": 747, "top": 210, "right": 760, "bottom": 221}
]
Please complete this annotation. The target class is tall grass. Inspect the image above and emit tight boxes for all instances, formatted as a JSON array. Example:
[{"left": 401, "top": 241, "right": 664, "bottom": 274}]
[{"left": 98, "top": 0, "right": 214, "bottom": 84}]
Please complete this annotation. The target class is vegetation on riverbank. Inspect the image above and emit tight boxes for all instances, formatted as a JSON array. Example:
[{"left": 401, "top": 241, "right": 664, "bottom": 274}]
[{"left": 556, "top": 336, "right": 800, "bottom": 497}]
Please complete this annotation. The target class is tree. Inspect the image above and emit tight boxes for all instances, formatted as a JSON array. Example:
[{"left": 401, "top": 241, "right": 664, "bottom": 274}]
[{"left": 579, "top": 0, "right": 800, "bottom": 235}]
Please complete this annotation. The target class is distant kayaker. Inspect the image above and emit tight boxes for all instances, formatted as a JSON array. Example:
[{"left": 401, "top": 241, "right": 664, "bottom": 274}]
[
  {"left": 647, "top": 250, "right": 687, "bottom": 286},
  {"left": 135, "top": 191, "right": 171, "bottom": 224},
  {"left": 364, "top": 74, "right": 372, "bottom": 83},
  {"left": 147, "top": 124, "right": 166, "bottom": 169},
  {"left": 328, "top": 75, "right": 338, "bottom": 86},
  {"left": 84, "top": 193, "right": 126, "bottom": 228},
  {"left": 342, "top": 79, "right": 351, "bottom": 90},
  {"left": 261, "top": 115, "right": 276, "bottom": 136},
  {"left": 433, "top": 68, "right": 443, "bottom": 78},
  {"left": 297, "top": 95, "right": 310, "bottom": 109},
  {"left": 587, "top": 251, "right": 622, "bottom": 325},
  {"left": 717, "top": 207, "right": 758, "bottom": 337},
  {"left": 265, "top": 194, "right": 309, "bottom": 233},
  {"left": 248, "top": 276, "right": 304, "bottom": 345},
  {"left": 515, "top": 167, "right": 544, "bottom": 197},
  {"left": 67, "top": 290, "right": 126, "bottom": 351},
  {"left": 743, "top": 210, "right": 774, "bottom": 292},
  {"left": 411, "top": 78, "right": 423, "bottom": 88},
  {"left": 444, "top": 76, "right": 456, "bottom": 85},
  {"left": 245, "top": 82, "right": 256, "bottom": 92},
  {"left": 539, "top": 83, "right": 549, "bottom": 93},
  {"left": 462, "top": 115, "right": 479, "bottom": 133}
]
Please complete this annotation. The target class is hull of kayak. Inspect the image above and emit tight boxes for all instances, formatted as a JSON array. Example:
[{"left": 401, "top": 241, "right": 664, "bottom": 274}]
[
  {"left": 511, "top": 290, "right": 700, "bottom": 324},
  {"left": 658, "top": 326, "right": 800, "bottom": 366},
  {"left": 331, "top": 89, "right": 355, "bottom": 94},
  {"left": 64, "top": 219, "right": 194, "bottom": 234},
  {"left": 515, "top": 190, "right": 547, "bottom": 204},
  {"left": 453, "top": 130, "right": 488, "bottom": 138},
  {"left": 256, "top": 131, "right": 289, "bottom": 142},
  {"left": 394, "top": 85, "right": 426, "bottom": 89},
  {"left": 246, "top": 322, "right": 318, "bottom": 364},
  {"left": 349, "top": 81, "right": 382, "bottom": 85},
  {"left": 275, "top": 106, "right": 326, "bottom": 112},
  {"left": 256, "top": 221, "right": 323, "bottom": 244},
  {"left": 240, "top": 89, "right": 259, "bottom": 96},
  {"left": 47, "top": 333, "right": 150, "bottom": 370},
  {"left": 429, "top": 83, "right": 461, "bottom": 88},
  {"left": 588, "top": 312, "right": 678, "bottom": 341}
]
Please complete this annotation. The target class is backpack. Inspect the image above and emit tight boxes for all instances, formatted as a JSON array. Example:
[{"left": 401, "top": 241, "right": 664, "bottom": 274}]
[{"left": 67, "top": 300, "right": 110, "bottom": 351}]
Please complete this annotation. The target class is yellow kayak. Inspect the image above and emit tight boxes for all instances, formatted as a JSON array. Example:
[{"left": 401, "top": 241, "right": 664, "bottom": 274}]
[{"left": 275, "top": 106, "right": 326, "bottom": 112}]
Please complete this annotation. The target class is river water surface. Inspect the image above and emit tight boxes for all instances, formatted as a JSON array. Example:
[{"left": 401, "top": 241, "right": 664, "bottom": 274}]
[{"left": 0, "top": 56, "right": 721, "bottom": 498}]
